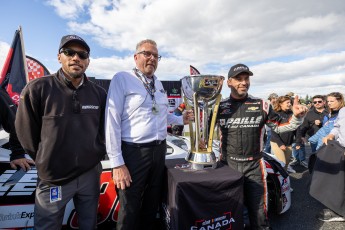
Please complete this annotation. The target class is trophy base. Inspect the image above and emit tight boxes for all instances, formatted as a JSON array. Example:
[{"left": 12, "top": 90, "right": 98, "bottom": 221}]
[{"left": 185, "top": 151, "right": 217, "bottom": 170}]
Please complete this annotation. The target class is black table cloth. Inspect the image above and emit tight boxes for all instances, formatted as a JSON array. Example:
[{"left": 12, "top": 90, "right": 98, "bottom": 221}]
[{"left": 162, "top": 159, "right": 244, "bottom": 230}]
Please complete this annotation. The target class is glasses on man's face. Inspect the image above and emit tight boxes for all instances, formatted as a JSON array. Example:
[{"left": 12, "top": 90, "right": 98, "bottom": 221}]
[
  {"left": 72, "top": 91, "right": 81, "bottom": 113},
  {"left": 313, "top": 100, "right": 323, "bottom": 104},
  {"left": 60, "top": 48, "right": 89, "bottom": 60},
  {"left": 137, "top": 51, "right": 161, "bottom": 61}
]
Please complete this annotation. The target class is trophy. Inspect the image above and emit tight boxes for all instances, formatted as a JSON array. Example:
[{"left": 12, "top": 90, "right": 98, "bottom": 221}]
[{"left": 181, "top": 75, "right": 225, "bottom": 170}]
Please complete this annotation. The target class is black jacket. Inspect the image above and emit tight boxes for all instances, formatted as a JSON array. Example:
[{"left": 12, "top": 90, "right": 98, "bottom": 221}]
[
  {"left": 0, "top": 88, "right": 25, "bottom": 160},
  {"left": 296, "top": 106, "right": 328, "bottom": 145},
  {"left": 15, "top": 70, "right": 107, "bottom": 185},
  {"left": 270, "top": 110, "right": 295, "bottom": 147}
]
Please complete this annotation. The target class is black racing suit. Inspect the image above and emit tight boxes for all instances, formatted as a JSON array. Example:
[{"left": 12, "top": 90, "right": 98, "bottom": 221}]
[{"left": 216, "top": 95, "right": 303, "bottom": 229}]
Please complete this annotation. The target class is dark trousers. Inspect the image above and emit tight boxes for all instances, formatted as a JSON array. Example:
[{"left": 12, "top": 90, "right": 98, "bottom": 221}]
[
  {"left": 116, "top": 141, "right": 166, "bottom": 230},
  {"left": 227, "top": 158, "right": 270, "bottom": 230},
  {"left": 34, "top": 163, "right": 102, "bottom": 230}
]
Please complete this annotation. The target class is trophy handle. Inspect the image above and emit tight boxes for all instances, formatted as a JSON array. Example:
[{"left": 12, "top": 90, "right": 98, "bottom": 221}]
[
  {"left": 193, "top": 92, "right": 200, "bottom": 152},
  {"left": 207, "top": 94, "right": 221, "bottom": 153},
  {"left": 183, "top": 95, "right": 195, "bottom": 152}
]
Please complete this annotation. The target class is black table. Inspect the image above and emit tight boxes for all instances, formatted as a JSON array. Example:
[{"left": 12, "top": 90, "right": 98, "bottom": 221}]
[{"left": 162, "top": 159, "right": 244, "bottom": 230}]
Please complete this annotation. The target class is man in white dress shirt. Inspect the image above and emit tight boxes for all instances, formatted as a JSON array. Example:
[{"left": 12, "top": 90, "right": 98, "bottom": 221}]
[{"left": 105, "top": 39, "right": 192, "bottom": 230}]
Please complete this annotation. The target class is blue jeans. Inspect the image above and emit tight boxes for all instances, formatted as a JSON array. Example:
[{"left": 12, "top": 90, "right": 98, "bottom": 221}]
[
  {"left": 292, "top": 143, "right": 306, "bottom": 161},
  {"left": 310, "top": 142, "right": 318, "bottom": 153},
  {"left": 264, "top": 129, "right": 271, "bottom": 153}
]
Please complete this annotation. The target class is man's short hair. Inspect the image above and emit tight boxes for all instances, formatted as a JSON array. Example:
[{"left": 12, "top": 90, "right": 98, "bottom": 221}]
[
  {"left": 268, "top": 93, "right": 278, "bottom": 100},
  {"left": 136, "top": 39, "right": 157, "bottom": 52},
  {"left": 312, "top": 95, "right": 325, "bottom": 100},
  {"left": 285, "top": 92, "right": 294, "bottom": 97}
]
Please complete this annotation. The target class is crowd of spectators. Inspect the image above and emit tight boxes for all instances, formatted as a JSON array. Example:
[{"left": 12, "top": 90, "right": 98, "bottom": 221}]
[{"left": 264, "top": 91, "right": 345, "bottom": 222}]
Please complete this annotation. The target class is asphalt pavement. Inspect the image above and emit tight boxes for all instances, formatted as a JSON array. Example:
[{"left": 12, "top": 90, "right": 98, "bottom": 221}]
[{"left": 268, "top": 144, "right": 345, "bottom": 230}]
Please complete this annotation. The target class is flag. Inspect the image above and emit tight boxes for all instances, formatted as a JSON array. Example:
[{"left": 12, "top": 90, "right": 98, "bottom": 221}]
[
  {"left": 0, "top": 28, "right": 50, "bottom": 105},
  {"left": 0, "top": 28, "right": 27, "bottom": 105},
  {"left": 190, "top": 65, "right": 200, "bottom": 75}
]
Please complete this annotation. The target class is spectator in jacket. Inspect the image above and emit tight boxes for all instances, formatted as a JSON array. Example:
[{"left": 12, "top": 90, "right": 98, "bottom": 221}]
[
  {"left": 291, "top": 95, "right": 328, "bottom": 168},
  {"left": 270, "top": 96, "right": 296, "bottom": 171},
  {"left": 324, "top": 107, "right": 345, "bottom": 147},
  {"left": 295, "top": 95, "right": 328, "bottom": 153},
  {"left": 309, "top": 92, "right": 344, "bottom": 151},
  {"left": 264, "top": 93, "right": 278, "bottom": 153},
  {"left": 0, "top": 88, "right": 34, "bottom": 171}
]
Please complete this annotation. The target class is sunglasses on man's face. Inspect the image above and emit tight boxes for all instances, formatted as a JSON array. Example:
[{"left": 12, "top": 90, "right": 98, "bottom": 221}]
[
  {"left": 60, "top": 48, "right": 89, "bottom": 60},
  {"left": 313, "top": 100, "right": 323, "bottom": 104}
]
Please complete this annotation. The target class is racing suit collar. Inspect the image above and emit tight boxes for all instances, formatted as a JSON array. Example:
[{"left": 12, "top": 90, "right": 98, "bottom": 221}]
[{"left": 230, "top": 94, "right": 248, "bottom": 102}]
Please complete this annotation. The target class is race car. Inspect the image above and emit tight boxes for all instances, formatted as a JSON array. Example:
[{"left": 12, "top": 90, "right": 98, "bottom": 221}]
[{"left": 0, "top": 131, "right": 291, "bottom": 229}]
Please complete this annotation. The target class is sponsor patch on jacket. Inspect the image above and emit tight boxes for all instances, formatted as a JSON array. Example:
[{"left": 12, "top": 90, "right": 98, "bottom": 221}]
[
  {"left": 220, "top": 109, "right": 231, "bottom": 114},
  {"left": 82, "top": 105, "right": 99, "bottom": 110},
  {"left": 220, "top": 116, "right": 262, "bottom": 128},
  {"left": 246, "top": 106, "right": 259, "bottom": 112}
]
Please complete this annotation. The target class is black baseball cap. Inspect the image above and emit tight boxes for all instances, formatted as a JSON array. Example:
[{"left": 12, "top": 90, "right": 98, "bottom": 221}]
[
  {"left": 228, "top": 63, "right": 253, "bottom": 78},
  {"left": 59, "top": 35, "right": 90, "bottom": 52}
]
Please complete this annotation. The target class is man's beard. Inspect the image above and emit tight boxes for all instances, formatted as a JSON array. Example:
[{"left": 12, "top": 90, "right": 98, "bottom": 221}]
[{"left": 69, "top": 73, "right": 83, "bottom": 79}]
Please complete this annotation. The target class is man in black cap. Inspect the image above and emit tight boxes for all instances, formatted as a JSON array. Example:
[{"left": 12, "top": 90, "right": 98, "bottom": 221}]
[
  {"left": 214, "top": 63, "right": 307, "bottom": 229},
  {"left": 16, "top": 35, "right": 106, "bottom": 230}
]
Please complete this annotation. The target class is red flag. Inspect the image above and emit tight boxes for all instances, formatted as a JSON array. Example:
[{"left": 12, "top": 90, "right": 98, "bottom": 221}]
[
  {"left": 0, "top": 28, "right": 27, "bottom": 105},
  {"left": 0, "top": 28, "right": 50, "bottom": 105},
  {"left": 190, "top": 65, "right": 200, "bottom": 75}
]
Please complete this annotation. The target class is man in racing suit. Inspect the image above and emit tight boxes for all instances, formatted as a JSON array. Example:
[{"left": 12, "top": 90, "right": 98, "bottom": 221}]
[{"left": 217, "top": 64, "right": 307, "bottom": 229}]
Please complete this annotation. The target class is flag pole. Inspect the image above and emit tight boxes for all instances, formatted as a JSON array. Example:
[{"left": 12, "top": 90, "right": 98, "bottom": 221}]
[{"left": 18, "top": 26, "right": 29, "bottom": 84}]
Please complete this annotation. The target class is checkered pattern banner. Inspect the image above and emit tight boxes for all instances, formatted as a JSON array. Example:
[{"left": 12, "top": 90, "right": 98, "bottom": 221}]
[{"left": 26, "top": 56, "right": 50, "bottom": 81}]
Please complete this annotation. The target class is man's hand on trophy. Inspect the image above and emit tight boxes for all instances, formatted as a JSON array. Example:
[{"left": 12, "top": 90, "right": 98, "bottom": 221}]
[
  {"left": 198, "top": 139, "right": 207, "bottom": 149},
  {"left": 183, "top": 109, "right": 195, "bottom": 124}
]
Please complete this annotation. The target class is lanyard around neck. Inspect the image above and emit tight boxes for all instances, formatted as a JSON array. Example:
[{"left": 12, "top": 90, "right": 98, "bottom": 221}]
[{"left": 133, "top": 68, "right": 156, "bottom": 101}]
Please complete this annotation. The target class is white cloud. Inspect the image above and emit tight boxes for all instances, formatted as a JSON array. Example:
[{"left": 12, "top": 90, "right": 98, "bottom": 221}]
[
  {"left": 47, "top": 0, "right": 92, "bottom": 20},
  {"left": 286, "top": 14, "right": 342, "bottom": 35},
  {"left": 0, "top": 42, "right": 10, "bottom": 71},
  {"left": 1, "top": 0, "right": 345, "bottom": 100}
]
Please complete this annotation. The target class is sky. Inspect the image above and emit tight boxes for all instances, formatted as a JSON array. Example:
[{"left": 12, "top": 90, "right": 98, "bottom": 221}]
[{"left": 1, "top": 0, "right": 345, "bottom": 100}]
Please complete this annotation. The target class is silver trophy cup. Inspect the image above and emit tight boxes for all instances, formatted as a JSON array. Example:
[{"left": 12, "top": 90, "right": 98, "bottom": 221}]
[{"left": 181, "top": 75, "right": 225, "bottom": 170}]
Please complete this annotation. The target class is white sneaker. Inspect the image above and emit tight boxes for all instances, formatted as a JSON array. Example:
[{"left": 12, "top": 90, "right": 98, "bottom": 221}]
[{"left": 287, "top": 165, "right": 296, "bottom": 173}]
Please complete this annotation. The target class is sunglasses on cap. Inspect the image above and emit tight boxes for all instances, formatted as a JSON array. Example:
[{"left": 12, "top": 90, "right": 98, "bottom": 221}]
[
  {"left": 60, "top": 48, "right": 89, "bottom": 60},
  {"left": 313, "top": 100, "right": 323, "bottom": 104}
]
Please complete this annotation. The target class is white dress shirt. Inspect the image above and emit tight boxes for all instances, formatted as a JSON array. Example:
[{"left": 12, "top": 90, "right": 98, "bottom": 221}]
[{"left": 105, "top": 70, "right": 183, "bottom": 168}]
